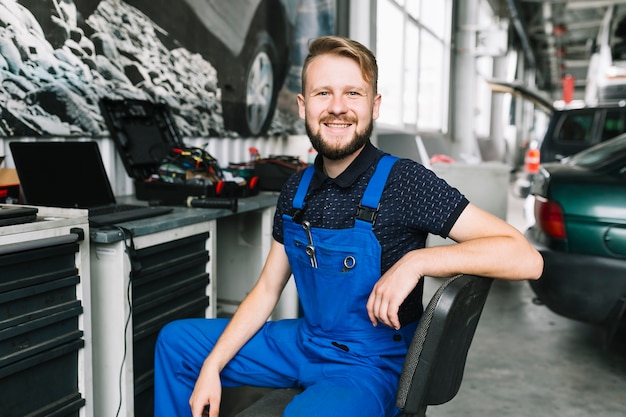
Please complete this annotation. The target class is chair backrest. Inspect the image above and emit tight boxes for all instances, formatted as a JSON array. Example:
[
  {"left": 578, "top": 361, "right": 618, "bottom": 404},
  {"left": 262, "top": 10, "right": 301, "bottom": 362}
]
[{"left": 396, "top": 274, "right": 493, "bottom": 417}]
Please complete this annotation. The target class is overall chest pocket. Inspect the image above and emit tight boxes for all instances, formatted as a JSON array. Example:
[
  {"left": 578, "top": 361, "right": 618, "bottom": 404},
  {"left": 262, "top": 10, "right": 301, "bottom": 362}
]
[{"left": 289, "top": 227, "right": 382, "bottom": 331}]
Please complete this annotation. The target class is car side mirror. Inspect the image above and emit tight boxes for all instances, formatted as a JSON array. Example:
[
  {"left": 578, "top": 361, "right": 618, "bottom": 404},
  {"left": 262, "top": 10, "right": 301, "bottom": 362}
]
[{"left": 586, "top": 37, "right": 598, "bottom": 55}]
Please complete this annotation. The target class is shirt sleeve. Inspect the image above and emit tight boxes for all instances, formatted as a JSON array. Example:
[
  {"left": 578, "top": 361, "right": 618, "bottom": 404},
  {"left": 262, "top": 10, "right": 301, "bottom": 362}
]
[{"left": 386, "top": 159, "right": 468, "bottom": 238}]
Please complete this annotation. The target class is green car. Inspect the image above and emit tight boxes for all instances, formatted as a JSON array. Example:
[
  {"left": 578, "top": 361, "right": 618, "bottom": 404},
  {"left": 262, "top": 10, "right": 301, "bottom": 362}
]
[{"left": 526, "top": 134, "right": 626, "bottom": 341}]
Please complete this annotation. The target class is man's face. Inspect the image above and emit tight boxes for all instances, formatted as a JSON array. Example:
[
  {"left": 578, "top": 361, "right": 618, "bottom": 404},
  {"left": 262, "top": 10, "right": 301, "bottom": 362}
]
[{"left": 297, "top": 54, "right": 381, "bottom": 161}]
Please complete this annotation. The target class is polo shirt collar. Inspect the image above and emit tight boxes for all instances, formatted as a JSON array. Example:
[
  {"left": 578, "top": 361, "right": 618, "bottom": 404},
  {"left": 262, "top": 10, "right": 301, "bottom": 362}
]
[{"left": 311, "top": 141, "right": 380, "bottom": 189}]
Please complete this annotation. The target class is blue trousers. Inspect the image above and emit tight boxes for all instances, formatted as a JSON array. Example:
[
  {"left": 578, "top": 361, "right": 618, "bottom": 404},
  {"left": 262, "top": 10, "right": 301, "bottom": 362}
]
[{"left": 154, "top": 317, "right": 408, "bottom": 417}]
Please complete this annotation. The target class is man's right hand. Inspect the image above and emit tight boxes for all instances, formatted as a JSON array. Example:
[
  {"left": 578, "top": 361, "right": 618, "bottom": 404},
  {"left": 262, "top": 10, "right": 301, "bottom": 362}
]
[{"left": 189, "top": 365, "right": 222, "bottom": 417}]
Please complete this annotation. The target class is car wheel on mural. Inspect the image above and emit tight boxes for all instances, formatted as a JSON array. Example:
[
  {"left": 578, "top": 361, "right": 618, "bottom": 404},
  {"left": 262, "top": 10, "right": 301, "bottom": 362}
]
[{"left": 222, "top": 31, "right": 280, "bottom": 137}]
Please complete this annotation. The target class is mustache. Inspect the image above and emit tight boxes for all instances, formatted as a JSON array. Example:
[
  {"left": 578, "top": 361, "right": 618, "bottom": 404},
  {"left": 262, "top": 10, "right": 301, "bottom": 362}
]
[{"left": 321, "top": 116, "right": 356, "bottom": 124}]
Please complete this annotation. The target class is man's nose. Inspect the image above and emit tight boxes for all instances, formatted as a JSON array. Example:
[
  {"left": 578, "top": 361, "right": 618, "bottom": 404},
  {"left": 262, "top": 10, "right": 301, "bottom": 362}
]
[{"left": 327, "top": 94, "right": 348, "bottom": 114}]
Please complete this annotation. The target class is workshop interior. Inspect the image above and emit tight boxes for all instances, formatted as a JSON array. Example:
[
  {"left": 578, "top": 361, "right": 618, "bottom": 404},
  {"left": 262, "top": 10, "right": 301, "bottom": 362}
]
[{"left": 0, "top": 1, "right": 625, "bottom": 417}]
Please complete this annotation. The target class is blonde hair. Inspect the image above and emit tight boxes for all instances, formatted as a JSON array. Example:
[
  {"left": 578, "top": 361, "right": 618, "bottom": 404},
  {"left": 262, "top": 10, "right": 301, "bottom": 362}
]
[{"left": 301, "top": 36, "right": 378, "bottom": 94}]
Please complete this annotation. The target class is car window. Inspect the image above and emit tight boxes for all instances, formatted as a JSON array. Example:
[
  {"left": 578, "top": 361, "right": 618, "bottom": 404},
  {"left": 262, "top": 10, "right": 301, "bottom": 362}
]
[
  {"left": 556, "top": 114, "right": 593, "bottom": 143},
  {"left": 567, "top": 134, "right": 626, "bottom": 170},
  {"left": 601, "top": 109, "right": 626, "bottom": 140},
  {"left": 612, "top": 6, "right": 626, "bottom": 60}
]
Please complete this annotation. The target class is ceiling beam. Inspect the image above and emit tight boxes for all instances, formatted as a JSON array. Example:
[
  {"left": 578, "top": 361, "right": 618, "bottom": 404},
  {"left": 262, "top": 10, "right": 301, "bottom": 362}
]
[{"left": 566, "top": 0, "right": 626, "bottom": 10}]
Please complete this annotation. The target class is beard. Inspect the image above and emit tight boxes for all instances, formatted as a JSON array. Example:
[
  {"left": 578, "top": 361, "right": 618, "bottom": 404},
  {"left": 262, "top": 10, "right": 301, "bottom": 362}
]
[{"left": 306, "top": 118, "right": 373, "bottom": 161}]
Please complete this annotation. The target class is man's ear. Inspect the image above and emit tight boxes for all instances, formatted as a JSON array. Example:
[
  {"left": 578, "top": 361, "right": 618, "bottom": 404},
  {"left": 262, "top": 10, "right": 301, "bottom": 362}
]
[
  {"left": 372, "top": 93, "right": 382, "bottom": 120},
  {"left": 297, "top": 94, "right": 306, "bottom": 120}
]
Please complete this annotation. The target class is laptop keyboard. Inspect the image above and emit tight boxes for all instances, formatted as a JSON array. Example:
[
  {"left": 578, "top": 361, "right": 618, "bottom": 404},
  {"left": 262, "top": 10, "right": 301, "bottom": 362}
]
[
  {"left": 89, "top": 206, "right": 173, "bottom": 227},
  {"left": 89, "top": 204, "right": 143, "bottom": 216}
]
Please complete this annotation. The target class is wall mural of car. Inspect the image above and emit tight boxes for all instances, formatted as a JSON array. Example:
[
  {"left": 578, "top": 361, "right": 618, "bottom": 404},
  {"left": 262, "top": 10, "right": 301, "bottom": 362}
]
[
  {"left": 122, "top": 0, "right": 304, "bottom": 137},
  {"left": 526, "top": 134, "right": 626, "bottom": 343},
  {"left": 0, "top": 0, "right": 335, "bottom": 138}
]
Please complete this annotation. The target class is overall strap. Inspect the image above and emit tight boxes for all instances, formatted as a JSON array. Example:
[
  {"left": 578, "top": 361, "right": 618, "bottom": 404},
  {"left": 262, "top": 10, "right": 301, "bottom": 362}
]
[
  {"left": 290, "top": 155, "right": 398, "bottom": 224},
  {"left": 355, "top": 155, "right": 399, "bottom": 227},
  {"left": 292, "top": 166, "right": 315, "bottom": 210}
]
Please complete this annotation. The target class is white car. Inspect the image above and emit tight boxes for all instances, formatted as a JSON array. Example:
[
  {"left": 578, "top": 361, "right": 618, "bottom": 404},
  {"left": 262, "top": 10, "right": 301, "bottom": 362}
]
[{"left": 585, "top": 4, "right": 626, "bottom": 105}]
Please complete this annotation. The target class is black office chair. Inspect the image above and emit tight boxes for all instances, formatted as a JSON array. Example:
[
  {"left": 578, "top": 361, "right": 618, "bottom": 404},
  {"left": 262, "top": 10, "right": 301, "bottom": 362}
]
[{"left": 229, "top": 274, "right": 493, "bottom": 417}]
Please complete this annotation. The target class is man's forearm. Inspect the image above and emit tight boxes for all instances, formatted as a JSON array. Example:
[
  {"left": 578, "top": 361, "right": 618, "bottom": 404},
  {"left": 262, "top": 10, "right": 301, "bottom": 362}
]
[{"left": 414, "top": 235, "right": 543, "bottom": 281}]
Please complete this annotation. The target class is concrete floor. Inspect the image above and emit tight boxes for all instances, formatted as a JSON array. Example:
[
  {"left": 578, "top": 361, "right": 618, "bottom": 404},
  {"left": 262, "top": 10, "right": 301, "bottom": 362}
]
[
  {"left": 423, "top": 189, "right": 626, "bottom": 417},
  {"left": 222, "top": 186, "right": 626, "bottom": 416}
]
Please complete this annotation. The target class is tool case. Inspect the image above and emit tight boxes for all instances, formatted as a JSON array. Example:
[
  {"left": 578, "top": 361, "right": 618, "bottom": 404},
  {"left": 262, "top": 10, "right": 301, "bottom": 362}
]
[
  {"left": 100, "top": 98, "right": 257, "bottom": 205},
  {"left": 229, "top": 156, "right": 309, "bottom": 192}
]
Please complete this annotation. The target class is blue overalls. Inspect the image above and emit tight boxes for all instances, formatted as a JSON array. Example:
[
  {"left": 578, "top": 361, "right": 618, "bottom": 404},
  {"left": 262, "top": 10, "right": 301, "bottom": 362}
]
[
  {"left": 154, "top": 155, "right": 417, "bottom": 417},
  {"left": 284, "top": 155, "right": 414, "bottom": 355}
]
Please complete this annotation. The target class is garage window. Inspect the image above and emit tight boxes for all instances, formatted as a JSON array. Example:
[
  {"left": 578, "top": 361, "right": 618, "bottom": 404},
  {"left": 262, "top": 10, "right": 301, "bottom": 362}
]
[{"left": 374, "top": 0, "right": 452, "bottom": 132}]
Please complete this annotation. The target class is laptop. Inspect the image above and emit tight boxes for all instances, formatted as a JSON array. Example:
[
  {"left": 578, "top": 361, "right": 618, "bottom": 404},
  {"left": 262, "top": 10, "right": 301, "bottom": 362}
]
[{"left": 9, "top": 141, "right": 173, "bottom": 227}]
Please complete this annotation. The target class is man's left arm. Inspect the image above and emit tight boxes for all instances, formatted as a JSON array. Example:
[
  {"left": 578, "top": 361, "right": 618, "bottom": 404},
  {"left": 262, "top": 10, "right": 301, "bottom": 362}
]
[{"left": 367, "top": 203, "right": 544, "bottom": 329}]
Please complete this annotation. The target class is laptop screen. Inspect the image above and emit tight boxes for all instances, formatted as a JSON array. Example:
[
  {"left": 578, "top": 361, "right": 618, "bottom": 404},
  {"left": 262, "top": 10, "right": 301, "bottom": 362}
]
[{"left": 10, "top": 141, "right": 118, "bottom": 209}]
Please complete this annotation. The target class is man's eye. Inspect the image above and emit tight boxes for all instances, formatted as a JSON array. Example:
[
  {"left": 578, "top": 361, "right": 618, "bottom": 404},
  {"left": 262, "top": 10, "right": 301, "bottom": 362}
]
[{"left": 318, "top": 91, "right": 329, "bottom": 96}]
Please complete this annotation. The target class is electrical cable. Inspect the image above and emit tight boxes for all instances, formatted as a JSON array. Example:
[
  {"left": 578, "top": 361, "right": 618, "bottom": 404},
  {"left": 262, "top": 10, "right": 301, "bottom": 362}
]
[{"left": 113, "top": 226, "right": 135, "bottom": 417}]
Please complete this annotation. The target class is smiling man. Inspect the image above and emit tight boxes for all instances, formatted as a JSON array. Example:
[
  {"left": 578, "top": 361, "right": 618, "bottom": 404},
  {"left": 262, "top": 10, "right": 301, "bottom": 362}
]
[
  {"left": 154, "top": 36, "right": 543, "bottom": 417},
  {"left": 300, "top": 43, "right": 379, "bottom": 166}
]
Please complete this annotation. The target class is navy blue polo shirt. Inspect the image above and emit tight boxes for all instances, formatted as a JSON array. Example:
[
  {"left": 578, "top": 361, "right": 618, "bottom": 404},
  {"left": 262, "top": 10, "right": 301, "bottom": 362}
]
[{"left": 272, "top": 141, "right": 468, "bottom": 324}]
